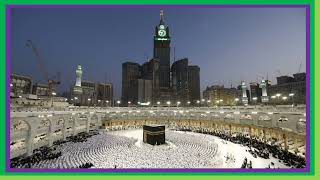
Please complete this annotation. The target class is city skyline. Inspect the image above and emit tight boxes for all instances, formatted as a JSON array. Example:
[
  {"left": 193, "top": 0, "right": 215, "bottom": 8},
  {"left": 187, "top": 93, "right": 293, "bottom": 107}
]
[{"left": 11, "top": 7, "right": 306, "bottom": 99}]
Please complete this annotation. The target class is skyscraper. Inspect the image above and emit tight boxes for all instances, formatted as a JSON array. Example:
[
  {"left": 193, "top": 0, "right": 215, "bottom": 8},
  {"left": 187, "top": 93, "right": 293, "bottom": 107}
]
[
  {"left": 122, "top": 62, "right": 141, "bottom": 105},
  {"left": 171, "top": 58, "right": 189, "bottom": 105},
  {"left": 121, "top": 10, "right": 201, "bottom": 106},
  {"left": 188, "top": 65, "right": 200, "bottom": 104},
  {"left": 148, "top": 58, "right": 160, "bottom": 103},
  {"left": 153, "top": 10, "right": 171, "bottom": 90}
]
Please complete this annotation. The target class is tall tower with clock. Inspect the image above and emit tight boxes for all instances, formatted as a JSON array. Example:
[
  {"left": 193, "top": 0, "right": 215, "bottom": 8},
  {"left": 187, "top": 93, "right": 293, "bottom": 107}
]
[{"left": 154, "top": 10, "right": 171, "bottom": 90}]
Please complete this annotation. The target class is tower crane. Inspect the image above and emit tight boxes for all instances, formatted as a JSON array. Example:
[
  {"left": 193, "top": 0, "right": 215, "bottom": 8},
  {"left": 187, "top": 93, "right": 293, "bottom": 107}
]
[
  {"left": 26, "top": 40, "right": 60, "bottom": 99},
  {"left": 298, "top": 62, "right": 302, "bottom": 73}
]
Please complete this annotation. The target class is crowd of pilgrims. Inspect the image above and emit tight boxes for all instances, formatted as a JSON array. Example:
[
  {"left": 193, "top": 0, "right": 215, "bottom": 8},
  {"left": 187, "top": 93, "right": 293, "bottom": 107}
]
[
  {"left": 175, "top": 127, "right": 306, "bottom": 168},
  {"left": 10, "top": 125, "right": 305, "bottom": 169},
  {"left": 10, "top": 146, "right": 61, "bottom": 168},
  {"left": 15, "top": 131, "right": 217, "bottom": 168},
  {"left": 10, "top": 130, "right": 99, "bottom": 168}
]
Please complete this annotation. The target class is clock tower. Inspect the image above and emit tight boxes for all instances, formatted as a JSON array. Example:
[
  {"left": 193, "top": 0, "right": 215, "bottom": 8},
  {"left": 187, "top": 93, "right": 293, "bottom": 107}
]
[{"left": 154, "top": 10, "right": 171, "bottom": 89}]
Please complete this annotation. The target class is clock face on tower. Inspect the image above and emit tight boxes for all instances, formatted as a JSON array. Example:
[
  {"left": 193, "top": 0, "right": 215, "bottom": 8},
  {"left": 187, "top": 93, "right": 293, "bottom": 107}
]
[
  {"left": 159, "top": 25, "right": 165, "bottom": 30},
  {"left": 158, "top": 29, "right": 166, "bottom": 37}
]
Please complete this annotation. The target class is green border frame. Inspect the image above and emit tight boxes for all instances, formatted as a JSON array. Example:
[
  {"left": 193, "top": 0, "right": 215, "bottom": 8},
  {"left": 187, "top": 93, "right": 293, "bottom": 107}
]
[{"left": 0, "top": 0, "right": 317, "bottom": 178}]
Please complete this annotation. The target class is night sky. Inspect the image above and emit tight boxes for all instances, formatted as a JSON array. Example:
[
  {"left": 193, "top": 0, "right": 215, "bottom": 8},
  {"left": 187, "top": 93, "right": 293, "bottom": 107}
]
[{"left": 10, "top": 7, "right": 306, "bottom": 99}]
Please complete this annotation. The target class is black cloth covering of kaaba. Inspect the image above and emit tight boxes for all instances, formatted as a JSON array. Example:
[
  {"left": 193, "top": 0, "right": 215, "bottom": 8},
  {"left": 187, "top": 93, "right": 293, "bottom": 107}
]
[{"left": 143, "top": 125, "right": 165, "bottom": 145}]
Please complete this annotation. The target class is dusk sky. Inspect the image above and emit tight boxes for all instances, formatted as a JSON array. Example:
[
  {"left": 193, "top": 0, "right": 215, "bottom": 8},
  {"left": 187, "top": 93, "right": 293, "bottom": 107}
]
[{"left": 10, "top": 7, "right": 306, "bottom": 99}]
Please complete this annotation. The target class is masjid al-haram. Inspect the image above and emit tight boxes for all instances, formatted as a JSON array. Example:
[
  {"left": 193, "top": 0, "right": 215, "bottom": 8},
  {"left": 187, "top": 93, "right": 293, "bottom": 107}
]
[
  {"left": 9, "top": 9, "right": 307, "bottom": 170},
  {"left": 10, "top": 106, "right": 306, "bottom": 169}
]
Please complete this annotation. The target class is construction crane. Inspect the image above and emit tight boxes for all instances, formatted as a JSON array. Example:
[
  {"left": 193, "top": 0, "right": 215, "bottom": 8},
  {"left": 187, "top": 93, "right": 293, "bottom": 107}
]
[
  {"left": 26, "top": 40, "right": 60, "bottom": 98},
  {"left": 298, "top": 62, "right": 302, "bottom": 73}
]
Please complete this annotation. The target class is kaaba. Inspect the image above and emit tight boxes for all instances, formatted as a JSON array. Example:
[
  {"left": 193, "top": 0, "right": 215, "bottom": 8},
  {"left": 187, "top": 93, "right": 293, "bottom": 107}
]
[{"left": 143, "top": 125, "right": 165, "bottom": 145}]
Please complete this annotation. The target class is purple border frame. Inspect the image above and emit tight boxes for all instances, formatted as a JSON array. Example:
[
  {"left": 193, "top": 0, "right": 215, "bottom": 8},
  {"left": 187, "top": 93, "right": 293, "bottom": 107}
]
[{"left": 5, "top": 4, "right": 311, "bottom": 173}]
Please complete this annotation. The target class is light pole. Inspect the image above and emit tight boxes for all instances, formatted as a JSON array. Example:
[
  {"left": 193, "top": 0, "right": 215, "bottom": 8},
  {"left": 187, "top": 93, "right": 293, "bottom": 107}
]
[
  {"left": 74, "top": 97, "right": 78, "bottom": 106},
  {"left": 88, "top": 98, "right": 91, "bottom": 107},
  {"left": 187, "top": 101, "right": 191, "bottom": 107},
  {"left": 276, "top": 93, "right": 281, "bottom": 104},
  {"left": 282, "top": 96, "right": 287, "bottom": 105},
  {"left": 235, "top": 98, "right": 239, "bottom": 109},
  {"left": 128, "top": 101, "right": 131, "bottom": 107},
  {"left": 201, "top": 99, "right": 205, "bottom": 107},
  {"left": 106, "top": 100, "right": 109, "bottom": 107},
  {"left": 289, "top": 93, "right": 295, "bottom": 106},
  {"left": 196, "top": 100, "right": 200, "bottom": 108},
  {"left": 252, "top": 97, "right": 257, "bottom": 108},
  {"left": 271, "top": 95, "right": 276, "bottom": 105},
  {"left": 177, "top": 101, "right": 181, "bottom": 108},
  {"left": 51, "top": 92, "right": 56, "bottom": 107},
  {"left": 207, "top": 100, "right": 211, "bottom": 107},
  {"left": 117, "top": 100, "right": 121, "bottom": 107},
  {"left": 216, "top": 100, "right": 220, "bottom": 107},
  {"left": 167, "top": 101, "right": 171, "bottom": 109}
]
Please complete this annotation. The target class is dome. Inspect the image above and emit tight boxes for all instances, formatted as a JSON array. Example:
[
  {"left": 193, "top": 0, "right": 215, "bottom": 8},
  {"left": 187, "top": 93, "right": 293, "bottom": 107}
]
[
  {"left": 224, "top": 114, "right": 234, "bottom": 119},
  {"left": 240, "top": 114, "right": 252, "bottom": 120},
  {"left": 278, "top": 116, "right": 288, "bottom": 122},
  {"left": 258, "top": 115, "right": 271, "bottom": 121}
]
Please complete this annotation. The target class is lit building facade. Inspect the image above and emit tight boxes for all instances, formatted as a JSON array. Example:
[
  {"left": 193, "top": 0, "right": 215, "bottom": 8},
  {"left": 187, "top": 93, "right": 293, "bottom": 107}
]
[
  {"left": 72, "top": 80, "right": 113, "bottom": 107},
  {"left": 203, "top": 85, "right": 239, "bottom": 106},
  {"left": 32, "top": 83, "right": 49, "bottom": 97},
  {"left": 268, "top": 73, "right": 306, "bottom": 104},
  {"left": 10, "top": 73, "right": 33, "bottom": 97}
]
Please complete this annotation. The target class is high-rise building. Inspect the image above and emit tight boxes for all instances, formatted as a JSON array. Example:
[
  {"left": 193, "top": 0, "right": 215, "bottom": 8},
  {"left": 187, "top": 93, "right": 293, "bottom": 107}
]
[
  {"left": 268, "top": 73, "right": 306, "bottom": 104},
  {"left": 153, "top": 10, "right": 171, "bottom": 90},
  {"left": 121, "top": 10, "right": 201, "bottom": 106},
  {"left": 96, "top": 83, "right": 113, "bottom": 106},
  {"left": 277, "top": 76, "right": 295, "bottom": 85},
  {"left": 203, "top": 85, "right": 239, "bottom": 106},
  {"left": 10, "top": 73, "right": 33, "bottom": 97},
  {"left": 171, "top": 58, "right": 189, "bottom": 105},
  {"left": 72, "top": 80, "right": 113, "bottom": 107},
  {"left": 133, "top": 79, "right": 153, "bottom": 104},
  {"left": 78, "top": 80, "right": 96, "bottom": 106},
  {"left": 188, "top": 65, "right": 200, "bottom": 105},
  {"left": 148, "top": 58, "right": 160, "bottom": 103},
  {"left": 122, "top": 62, "right": 141, "bottom": 106},
  {"left": 293, "top": 72, "right": 306, "bottom": 82},
  {"left": 32, "top": 83, "right": 49, "bottom": 97}
]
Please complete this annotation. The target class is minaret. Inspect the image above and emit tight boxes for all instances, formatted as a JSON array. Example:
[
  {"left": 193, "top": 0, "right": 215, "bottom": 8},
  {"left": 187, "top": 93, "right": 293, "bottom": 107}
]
[
  {"left": 75, "top": 65, "right": 82, "bottom": 87},
  {"left": 241, "top": 81, "right": 248, "bottom": 106},
  {"left": 260, "top": 79, "right": 269, "bottom": 103},
  {"left": 73, "top": 65, "right": 83, "bottom": 94}
]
